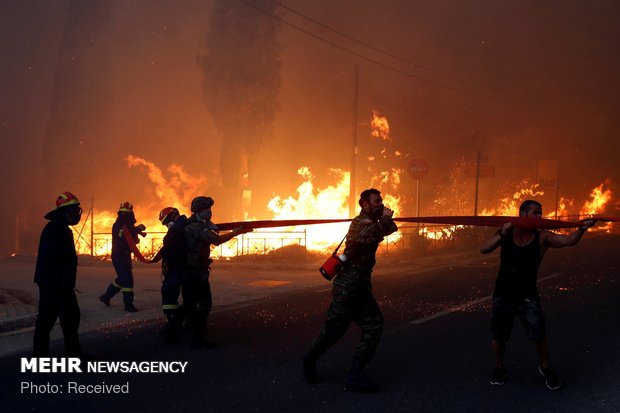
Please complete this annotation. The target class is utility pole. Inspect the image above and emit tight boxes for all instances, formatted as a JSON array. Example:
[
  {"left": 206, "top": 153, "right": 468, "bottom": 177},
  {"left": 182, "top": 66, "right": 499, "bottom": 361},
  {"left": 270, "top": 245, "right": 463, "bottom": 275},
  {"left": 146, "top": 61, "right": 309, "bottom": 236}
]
[
  {"left": 90, "top": 197, "right": 94, "bottom": 256},
  {"left": 15, "top": 212, "right": 20, "bottom": 255},
  {"left": 555, "top": 164, "right": 560, "bottom": 218},
  {"left": 349, "top": 64, "right": 359, "bottom": 218},
  {"left": 474, "top": 150, "right": 481, "bottom": 216}
]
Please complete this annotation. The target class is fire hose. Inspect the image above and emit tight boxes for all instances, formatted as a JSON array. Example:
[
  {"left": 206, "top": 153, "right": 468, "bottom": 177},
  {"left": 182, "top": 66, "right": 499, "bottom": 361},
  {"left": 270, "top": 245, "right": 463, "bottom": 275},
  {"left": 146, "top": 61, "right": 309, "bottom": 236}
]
[{"left": 122, "top": 216, "right": 617, "bottom": 264}]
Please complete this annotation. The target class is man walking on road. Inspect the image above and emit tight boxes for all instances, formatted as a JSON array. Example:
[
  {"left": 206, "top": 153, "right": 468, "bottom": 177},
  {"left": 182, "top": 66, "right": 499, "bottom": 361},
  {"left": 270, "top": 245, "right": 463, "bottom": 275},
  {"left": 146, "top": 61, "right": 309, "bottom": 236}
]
[
  {"left": 481, "top": 199, "right": 594, "bottom": 390},
  {"left": 184, "top": 196, "right": 252, "bottom": 348},
  {"left": 99, "top": 201, "right": 146, "bottom": 312},
  {"left": 303, "top": 188, "right": 398, "bottom": 392}
]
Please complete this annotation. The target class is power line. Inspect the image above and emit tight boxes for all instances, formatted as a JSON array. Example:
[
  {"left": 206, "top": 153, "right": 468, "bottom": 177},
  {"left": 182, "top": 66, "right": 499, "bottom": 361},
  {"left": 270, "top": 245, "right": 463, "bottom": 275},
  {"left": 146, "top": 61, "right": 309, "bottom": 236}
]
[
  {"left": 235, "top": 0, "right": 496, "bottom": 99},
  {"left": 275, "top": 1, "right": 497, "bottom": 92}
]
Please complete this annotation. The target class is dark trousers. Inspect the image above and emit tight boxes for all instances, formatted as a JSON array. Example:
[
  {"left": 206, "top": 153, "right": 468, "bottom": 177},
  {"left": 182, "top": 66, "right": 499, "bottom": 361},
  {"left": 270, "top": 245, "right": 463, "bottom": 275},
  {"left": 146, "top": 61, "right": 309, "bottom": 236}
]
[
  {"left": 162, "top": 269, "right": 183, "bottom": 313},
  {"left": 33, "top": 285, "right": 81, "bottom": 357},
  {"left": 308, "top": 286, "right": 384, "bottom": 364},
  {"left": 102, "top": 259, "right": 134, "bottom": 306},
  {"left": 182, "top": 271, "right": 212, "bottom": 342},
  {"left": 161, "top": 269, "right": 186, "bottom": 336}
]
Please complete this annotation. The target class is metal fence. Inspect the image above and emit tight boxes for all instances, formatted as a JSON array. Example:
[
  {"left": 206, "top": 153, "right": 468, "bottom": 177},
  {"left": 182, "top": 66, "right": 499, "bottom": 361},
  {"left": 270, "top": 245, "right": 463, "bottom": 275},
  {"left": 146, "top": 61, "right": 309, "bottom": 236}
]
[{"left": 82, "top": 225, "right": 485, "bottom": 260}]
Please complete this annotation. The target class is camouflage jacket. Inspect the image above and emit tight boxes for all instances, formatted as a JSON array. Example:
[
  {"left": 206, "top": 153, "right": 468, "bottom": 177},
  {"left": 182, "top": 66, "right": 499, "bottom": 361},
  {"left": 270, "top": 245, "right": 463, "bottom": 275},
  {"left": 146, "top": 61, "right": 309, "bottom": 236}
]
[
  {"left": 334, "top": 212, "right": 398, "bottom": 289},
  {"left": 184, "top": 215, "right": 219, "bottom": 271}
]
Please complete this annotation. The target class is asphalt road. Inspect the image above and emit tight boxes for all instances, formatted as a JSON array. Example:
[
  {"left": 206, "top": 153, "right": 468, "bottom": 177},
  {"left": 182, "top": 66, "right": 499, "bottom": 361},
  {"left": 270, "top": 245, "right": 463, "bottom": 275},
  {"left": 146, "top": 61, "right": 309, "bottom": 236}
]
[{"left": 2, "top": 235, "right": 619, "bottom": 413}]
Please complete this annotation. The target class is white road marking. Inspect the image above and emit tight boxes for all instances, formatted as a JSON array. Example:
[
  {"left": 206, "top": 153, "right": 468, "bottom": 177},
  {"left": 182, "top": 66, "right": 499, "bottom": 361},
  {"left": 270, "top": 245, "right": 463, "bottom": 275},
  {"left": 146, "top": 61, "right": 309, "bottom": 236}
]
[{"left": 407, "top": 272, "right": 563, "bottom": 325}]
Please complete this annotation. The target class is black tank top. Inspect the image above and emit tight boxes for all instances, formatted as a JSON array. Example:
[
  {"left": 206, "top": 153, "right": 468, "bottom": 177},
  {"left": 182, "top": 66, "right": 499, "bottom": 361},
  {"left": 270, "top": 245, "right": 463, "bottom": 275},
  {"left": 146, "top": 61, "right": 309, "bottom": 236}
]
[{"left": 493, "top": 230, "right": 541, "bottom": 299}]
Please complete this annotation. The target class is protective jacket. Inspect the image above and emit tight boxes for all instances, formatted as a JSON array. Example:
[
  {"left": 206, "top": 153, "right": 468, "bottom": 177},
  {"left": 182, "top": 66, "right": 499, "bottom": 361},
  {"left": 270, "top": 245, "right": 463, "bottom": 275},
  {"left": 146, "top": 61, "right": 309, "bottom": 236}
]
[
  {"left": 34, "top": 210, "right": 77, "bottom": 289},
  {"left": 334, "top": 212, "right": 398, "bottom": 289},
  {"left": 111, "top": 218, "right": 140, "bottom": 264}
]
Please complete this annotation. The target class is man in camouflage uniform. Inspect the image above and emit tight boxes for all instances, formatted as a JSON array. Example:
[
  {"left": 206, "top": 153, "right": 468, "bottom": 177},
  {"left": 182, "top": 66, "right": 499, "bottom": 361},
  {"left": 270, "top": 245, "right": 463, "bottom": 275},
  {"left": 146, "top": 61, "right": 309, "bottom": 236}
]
[
  {"left": 184, "top": 196, "right": 251, "bottom": 348},
  {"left": 303, "top": 188, "right": 398, "bottom": 392}
]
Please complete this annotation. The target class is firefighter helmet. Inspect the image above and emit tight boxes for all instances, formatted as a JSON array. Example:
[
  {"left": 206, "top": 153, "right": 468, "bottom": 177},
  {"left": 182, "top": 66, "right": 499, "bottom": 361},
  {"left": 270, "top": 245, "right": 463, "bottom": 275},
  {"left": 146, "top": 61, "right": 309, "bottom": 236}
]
[
  {"left": 190, "top": 196, "right": 214, "bottom": 213},
  {"left": 159, "top": 207, "right": 179, "bottom": 225},
  {"left": 119, "top": 201, "right": 134, "bottom": 213},
  {"left": 44, "top": 191, "right": 80, "bottom": 219},
  {"left": 56, "top": 191, "right": 80, "bottom": 208}
]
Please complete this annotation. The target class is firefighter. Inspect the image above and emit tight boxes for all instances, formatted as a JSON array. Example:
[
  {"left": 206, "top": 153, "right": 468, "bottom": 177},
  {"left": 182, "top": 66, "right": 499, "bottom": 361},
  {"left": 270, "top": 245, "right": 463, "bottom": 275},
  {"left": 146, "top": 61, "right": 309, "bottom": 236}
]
[
  {"left": 158, "top": 206, "right": 188, "bottom": 344},
  {"left": 303, "top": 188, "right": 398, "bottom": 392},
  {"left": 33, "top": 192, "right": 86, "bottom": 357},
  {"left": 184, "top": 196, "right": 252, "bottom": 348},
  {"left": 99, "top": 201, "right": 146, "bottom": 312}
]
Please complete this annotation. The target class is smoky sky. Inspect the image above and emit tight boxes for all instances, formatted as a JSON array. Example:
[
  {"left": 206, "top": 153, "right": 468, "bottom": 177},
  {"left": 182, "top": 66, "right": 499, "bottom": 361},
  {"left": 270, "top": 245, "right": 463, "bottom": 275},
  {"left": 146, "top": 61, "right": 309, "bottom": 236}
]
[
  {"left": 1, "top": 0, "right": 619, "bottom": 255},
  {"left": 201, "top": 0, "right": 282, "bottom": 218}
]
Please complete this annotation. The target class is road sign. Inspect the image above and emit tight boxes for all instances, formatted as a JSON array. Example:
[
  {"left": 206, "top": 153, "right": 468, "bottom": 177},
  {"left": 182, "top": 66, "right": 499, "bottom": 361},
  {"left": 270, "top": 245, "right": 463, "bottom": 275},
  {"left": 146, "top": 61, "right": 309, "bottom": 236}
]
[{"left": 408, "top": 159, "right": 429, "bottom": 179}]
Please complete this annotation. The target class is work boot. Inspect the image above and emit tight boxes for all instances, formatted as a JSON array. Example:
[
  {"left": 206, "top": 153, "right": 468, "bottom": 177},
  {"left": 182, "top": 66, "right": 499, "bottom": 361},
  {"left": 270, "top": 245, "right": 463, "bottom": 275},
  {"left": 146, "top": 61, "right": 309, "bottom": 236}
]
[
  {"left": 99, "top": 295, "right": 110, "bottom": 306},
  {"left": 344, "top": 359, "right": 380, "bottom": 393},
  {"left": 160, "top": 324, "right": 180, "bottom": 344},
  {"left": 161, "top": 313, "right": 183, "bottom": 344},
  {"left": 124, "top": 303, "right": 138, "bottom": 312},
  {"left": 302, "top": 353, "right": 320, "bottom": 384}
]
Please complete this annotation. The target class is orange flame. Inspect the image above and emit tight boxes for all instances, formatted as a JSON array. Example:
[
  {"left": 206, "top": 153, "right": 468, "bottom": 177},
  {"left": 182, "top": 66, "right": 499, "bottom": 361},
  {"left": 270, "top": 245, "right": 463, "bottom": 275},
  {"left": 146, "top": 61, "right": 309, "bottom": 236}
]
[
  {"left": 267, "top": 166, "right": 402, "bottom": 252},
  {"left": 480, "top": 182, "right": 544, "bottom": 216},
  {"left": 267, "top": 167, "right": 351, "bottom": 252},
  {"left": 370, "top": 110, "right": 391, "bottom": 141},
  {"left": 73, "top": 155, "right": 208, "bottom": 258},
  {"left": 546, "top": 197, "right": 574, "bottom": 219},
  {"left": 579, "top": 181, "right": 614, "bottom": 233},
  {"left": 126, "top": 155, "right": 206, "bottom": 208},
  {"left": 579, "top": 182, "right": 612, "bottom": 216}
]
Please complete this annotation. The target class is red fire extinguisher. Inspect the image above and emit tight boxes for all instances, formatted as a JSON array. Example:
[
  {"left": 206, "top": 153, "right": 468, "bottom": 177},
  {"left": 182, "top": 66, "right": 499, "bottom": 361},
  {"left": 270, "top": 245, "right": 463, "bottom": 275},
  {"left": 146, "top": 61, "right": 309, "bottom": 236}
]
[{"left": 319, "top": 236, "right": 347, "bottom": 281}]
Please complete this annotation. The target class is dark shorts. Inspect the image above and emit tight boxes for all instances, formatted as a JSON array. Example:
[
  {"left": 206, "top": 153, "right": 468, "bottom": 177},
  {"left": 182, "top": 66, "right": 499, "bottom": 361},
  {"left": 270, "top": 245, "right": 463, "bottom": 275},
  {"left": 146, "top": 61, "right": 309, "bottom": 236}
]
[{"left": 490, "top": 296, "right": 546, "bottom": 343}]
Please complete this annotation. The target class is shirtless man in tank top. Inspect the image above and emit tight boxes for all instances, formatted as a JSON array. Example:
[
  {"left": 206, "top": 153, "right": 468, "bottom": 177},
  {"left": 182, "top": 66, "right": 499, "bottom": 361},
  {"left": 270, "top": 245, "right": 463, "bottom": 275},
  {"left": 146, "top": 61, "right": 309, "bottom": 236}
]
[{"left": 481, "top": 200, "right": 594, "bottom": 390}]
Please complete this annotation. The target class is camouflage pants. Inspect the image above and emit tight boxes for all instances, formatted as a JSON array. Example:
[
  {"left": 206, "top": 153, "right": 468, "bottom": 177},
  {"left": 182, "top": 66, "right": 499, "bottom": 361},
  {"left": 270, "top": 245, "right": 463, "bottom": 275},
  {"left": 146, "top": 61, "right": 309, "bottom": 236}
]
[{"left": 310, "top": 285, "right": 384, "bottom": 364}]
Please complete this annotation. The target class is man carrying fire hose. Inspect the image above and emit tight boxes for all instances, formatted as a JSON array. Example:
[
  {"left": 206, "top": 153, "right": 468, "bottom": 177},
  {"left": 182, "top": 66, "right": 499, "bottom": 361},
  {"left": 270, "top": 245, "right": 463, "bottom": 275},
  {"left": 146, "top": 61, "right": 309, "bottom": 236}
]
[
  {"left": 303, "top": 188, "right": 397, "bottom": 392},
  {"left": 184, "top": 196, "right": 252, "bottom": 348},
  {"left": 33, "top": 192, "right": 88, "bottom": 358},
  {"left": 99, "top": 201, "right": 146, "bottom": 312},
  {"left": 158, "top": 206, "right": 189, "bottom": 344},
  {"left": 481, "top": 199, "right": 595, "bottom": 390}
]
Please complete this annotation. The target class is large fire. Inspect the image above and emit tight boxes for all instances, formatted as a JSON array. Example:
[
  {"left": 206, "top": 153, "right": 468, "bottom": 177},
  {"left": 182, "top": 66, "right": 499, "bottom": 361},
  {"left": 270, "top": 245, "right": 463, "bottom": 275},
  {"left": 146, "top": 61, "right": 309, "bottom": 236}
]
[
  {"left": 266, "top": 166, "right": 403, "bottom": 253},
  {"left": 70, "top": 110, "right": 616, "bottom": 260},
  {"left": 480, "top": 181, "right": 545, "bottom": 216},
  {"left": 72, "top": 155, "right": 207, "bottom": 258}
]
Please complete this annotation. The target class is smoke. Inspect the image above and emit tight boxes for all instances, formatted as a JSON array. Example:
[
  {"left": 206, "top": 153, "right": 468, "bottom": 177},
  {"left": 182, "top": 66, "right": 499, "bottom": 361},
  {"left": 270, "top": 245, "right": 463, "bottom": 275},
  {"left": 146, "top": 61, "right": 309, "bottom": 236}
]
[
  {"left": 1, "top": 1, "right": 619, "bottom": 255},
  {"left": 200, "top": 0, "right": 282, "bottom": 200},
  {"left": 126, "top": 155, "right": 207, "bottom": 210},
  {"left": 42, "top": 0, "right": 112, "bottom": 195}
]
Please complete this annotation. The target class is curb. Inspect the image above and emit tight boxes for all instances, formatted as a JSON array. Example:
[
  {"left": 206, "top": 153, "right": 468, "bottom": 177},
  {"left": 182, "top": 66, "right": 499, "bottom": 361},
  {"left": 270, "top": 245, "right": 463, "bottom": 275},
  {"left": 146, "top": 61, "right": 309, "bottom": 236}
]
[{"left": 0, "top": 313, "right": 37, "bottom": 333}]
